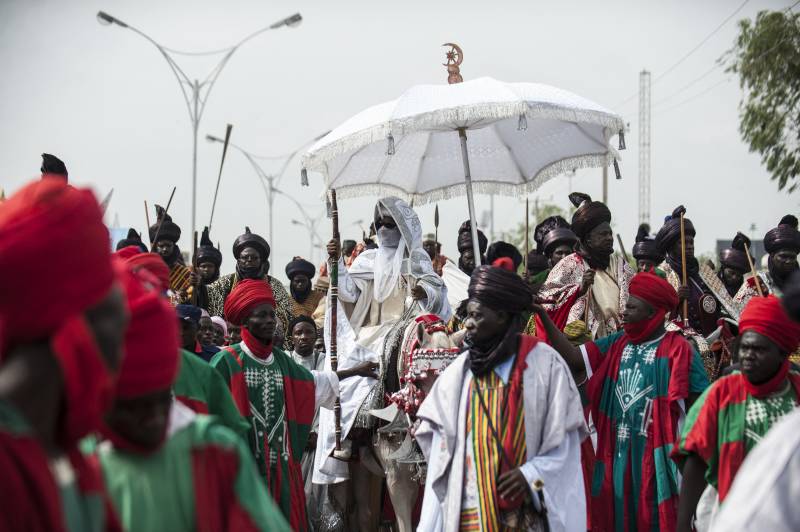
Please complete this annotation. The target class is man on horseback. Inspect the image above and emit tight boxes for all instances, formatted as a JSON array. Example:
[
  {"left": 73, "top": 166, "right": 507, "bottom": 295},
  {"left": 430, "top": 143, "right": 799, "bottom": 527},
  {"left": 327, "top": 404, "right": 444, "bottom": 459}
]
[
  {"left": 317, "top": 196, "right": 451, "bottom": 530},
  {"left": 416, "top": 265, "right": 586, "bottom": 532}
]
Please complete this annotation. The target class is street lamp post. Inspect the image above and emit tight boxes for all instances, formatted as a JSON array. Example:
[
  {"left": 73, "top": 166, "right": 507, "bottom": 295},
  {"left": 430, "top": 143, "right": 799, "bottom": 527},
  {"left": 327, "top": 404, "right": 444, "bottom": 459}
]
[
  {"left": 291, "top": 217, "right": 325, "bottom": 263},
  {"left": 206, "top": 132, "right": 329, "bottom": 246},
  {"left": 96, "top": 10, "right": 302, "bottom": 238}
]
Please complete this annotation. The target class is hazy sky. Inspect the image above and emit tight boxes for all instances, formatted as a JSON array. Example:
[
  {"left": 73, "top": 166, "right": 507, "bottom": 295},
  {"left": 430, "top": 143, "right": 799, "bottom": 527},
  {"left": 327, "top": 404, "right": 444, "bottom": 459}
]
[{"left": 1, "top": 0, "right": 796, "bottom": 283}]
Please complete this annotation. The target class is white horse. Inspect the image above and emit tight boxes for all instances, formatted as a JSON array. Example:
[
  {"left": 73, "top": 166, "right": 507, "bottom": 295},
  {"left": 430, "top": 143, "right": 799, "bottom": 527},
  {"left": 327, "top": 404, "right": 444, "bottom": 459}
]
[{"left": 370, "top": 315, "right": 463, "bottom": 532}]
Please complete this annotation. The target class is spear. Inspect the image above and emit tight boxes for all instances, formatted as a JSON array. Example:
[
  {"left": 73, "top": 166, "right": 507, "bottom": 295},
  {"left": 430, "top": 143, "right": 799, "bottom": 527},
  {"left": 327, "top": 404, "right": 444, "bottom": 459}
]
[
  {"left": 149, "top": 187, "right": 177, "bottom": 249},
  {"left": 679, "top": 208, "right": 689, "bottom": 327},
  {"left": 208, "top": 124, "right": 233, "bottom": 232},
  {"left": 144, "top": 200, "right": 151, "bottom": 230}
]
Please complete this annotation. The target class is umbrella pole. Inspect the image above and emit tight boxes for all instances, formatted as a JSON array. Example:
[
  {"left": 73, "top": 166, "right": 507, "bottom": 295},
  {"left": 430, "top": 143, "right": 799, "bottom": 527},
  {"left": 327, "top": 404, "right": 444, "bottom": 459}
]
[{"left": 458, "top": 128, "right": 482, "bottom": 266}]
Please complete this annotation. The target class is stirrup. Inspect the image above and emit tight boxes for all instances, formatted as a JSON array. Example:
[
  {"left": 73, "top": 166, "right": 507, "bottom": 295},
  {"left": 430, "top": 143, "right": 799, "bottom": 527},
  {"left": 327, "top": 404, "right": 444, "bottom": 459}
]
[{"left": 376, "top": 409, "right": 409, "bottom": 434}]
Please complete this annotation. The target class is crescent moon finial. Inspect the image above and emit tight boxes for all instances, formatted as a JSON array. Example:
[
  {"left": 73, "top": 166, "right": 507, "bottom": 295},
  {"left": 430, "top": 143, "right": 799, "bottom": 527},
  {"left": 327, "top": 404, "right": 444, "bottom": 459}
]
[{"left": 442, "top": 43, "right": 464, "bottom": 84}]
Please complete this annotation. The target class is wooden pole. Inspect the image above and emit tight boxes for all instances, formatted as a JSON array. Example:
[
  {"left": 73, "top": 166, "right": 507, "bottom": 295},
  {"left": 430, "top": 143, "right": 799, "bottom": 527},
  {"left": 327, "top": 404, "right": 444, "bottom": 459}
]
[
  {"left": 144, "top": 200, "right": 151, "bottom": 230},
  {"left": 679, "top": 212, "right": 689, "bottom": 326},
  {"left": 742, "top": 237, "right": 764, "bottom": 297},
  {"left": 329, "top": 189, "right": 344, "bottom": 456},
  {"left": 616, "top": 234, "right": 631, "bottom": 264},
  {"left": 150, "top": 187, "right": 177, "bottom": 249},
  {"left": 208, "top": 124, "right": 233, "bottom": 231},
  {"left": 524, "top": 197, "right": 530, "bottom": 278},
  {"left": 191, "top": 230, "right": 199, "bottom": 305},
  {"left": 434, "top": 204, "right": 440, "bottom": 270}
]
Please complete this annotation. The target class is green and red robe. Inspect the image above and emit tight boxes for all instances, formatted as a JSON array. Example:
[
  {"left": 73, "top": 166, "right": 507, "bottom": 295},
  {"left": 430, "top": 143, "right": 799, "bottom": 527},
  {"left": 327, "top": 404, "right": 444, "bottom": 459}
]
[
  {"left": 0, "top": 399, "right": 120, "bottom": 532},
  {"left": 582, "top": 330, "right": 709, "bottom": 532},
  {"left": 211, "top": 340, "right": 315, "bottom": 531},
  {"left": 98, "top": 414, "right": 288, "bottom": 531},
  {"left": 174, "top": 349, "right": 250, "bottom": 437},
  {"left": 673, "top": 367, "right": 800, "bottom": 502}
]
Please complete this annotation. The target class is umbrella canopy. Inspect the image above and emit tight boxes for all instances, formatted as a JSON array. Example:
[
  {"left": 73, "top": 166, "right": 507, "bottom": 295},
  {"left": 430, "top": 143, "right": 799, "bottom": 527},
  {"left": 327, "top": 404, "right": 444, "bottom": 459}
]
[{"left": 302, "top": 76, "right": 625, "bottom": 204}]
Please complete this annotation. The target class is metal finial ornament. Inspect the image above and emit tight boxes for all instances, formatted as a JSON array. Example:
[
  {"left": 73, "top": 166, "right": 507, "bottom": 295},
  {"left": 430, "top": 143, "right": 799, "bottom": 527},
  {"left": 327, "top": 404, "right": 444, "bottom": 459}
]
[{"left": 442, "top": 43, "right": 464, "bottom": 84}]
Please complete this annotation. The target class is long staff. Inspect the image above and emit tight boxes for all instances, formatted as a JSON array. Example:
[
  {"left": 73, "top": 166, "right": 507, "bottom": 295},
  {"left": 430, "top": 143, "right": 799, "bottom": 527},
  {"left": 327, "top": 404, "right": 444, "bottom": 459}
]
[
  {"left": 680, "top": 211, "right": 689, "bottom": 326},
  {"left": 524, "top": 198, "right": 530, "bottom": 278},
  {"left": 740, "top": 231, "right": 764, "bottom": 297},
  {"left": 149, "top": 187, "right": 177, "bottom": 248},
  {"left": 616, "top": 234, "right": 631, "bottom": 264},
  {"left": 208, "top": 124, "right": 233, "bottom": 232},
  {"left": 434, "top": 204, "right": 440, "bottom": 267},
  {"left": 144, "top": 200, "right": 151, "bottom": 230},
  {"left": 328, "top": 189, "right": 345, "bottom": 457},
  {"left": 191, "top": 230, "right": 199, "bottom": 305}
]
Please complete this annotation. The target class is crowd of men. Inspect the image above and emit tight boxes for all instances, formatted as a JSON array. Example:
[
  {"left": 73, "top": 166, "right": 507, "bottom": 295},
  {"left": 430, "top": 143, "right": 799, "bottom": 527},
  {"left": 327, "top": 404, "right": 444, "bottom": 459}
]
[{"left": 2, "top": 154, "right": 800, "bottom": 531}]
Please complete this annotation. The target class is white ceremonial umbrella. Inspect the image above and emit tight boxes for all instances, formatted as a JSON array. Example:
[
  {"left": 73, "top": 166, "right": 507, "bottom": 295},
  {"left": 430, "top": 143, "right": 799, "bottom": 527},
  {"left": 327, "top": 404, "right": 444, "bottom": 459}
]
[{"left": 301, "top": 48, "right": 625, "bottom": 263}]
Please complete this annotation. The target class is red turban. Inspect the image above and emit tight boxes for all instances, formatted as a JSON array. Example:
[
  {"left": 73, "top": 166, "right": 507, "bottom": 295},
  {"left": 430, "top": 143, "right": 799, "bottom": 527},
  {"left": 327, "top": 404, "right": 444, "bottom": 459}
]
[
  {"left": 126, "top": 252, "right": 170, "bottom": 293},
  {"left": 114, "top": 275, "right": 180, "bottom": 399},
  {"left": 629, "top": 271, "right": 679, "bottom": 312},
  {"left": 492, "top": 256, "right": 516, "bottom": 272},
  {"left": 114, "top": 245, "right": 142, "bottom": 261},
  {"left": 739, "top": 295, "right": 800, "bottom": 353},
  {"left": 224, "top": 278, "right": 276, "bottom": 326},
  {"left": 0, "top": 179, "right": 113, "bottom": 351}
]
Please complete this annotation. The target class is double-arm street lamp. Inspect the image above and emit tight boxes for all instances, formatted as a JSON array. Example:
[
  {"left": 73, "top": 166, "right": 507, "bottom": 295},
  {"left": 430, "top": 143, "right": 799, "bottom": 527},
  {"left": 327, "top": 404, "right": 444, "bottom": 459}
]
[
  {"left": 96, "top": 10, "right": 302, "bottom": 238},
  {"left": 206, "top": 132, "right": 329, "bottom": 247}
]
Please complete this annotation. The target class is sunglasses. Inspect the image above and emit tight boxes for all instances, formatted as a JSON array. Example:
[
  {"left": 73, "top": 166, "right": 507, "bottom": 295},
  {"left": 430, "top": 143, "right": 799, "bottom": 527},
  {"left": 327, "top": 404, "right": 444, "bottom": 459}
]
[{"left": 375, "top": 220, "right": 397, "bottom": 230}]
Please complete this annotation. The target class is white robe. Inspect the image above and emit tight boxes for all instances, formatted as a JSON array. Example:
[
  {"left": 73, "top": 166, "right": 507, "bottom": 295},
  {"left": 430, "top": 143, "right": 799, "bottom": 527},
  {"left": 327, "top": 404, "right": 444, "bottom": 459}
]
[
  {"left": 416, "top": 342, "right": 587, "bottom": 532},
  {"left": 313, "top": 257, "right": 449, "bottom": 485}
]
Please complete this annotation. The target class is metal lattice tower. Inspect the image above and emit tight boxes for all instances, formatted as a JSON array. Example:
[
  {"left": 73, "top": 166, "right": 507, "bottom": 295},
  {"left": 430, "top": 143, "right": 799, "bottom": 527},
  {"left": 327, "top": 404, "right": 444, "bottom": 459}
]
[{"left": 638, "top": 70, "right": 651, "bottom": 226}]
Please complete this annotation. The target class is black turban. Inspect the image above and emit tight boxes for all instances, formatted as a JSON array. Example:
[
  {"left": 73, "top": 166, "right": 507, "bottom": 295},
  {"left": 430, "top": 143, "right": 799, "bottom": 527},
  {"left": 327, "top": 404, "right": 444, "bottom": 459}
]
[
  {"left": 719, "top": 232, "right": 750, "bottom": 273},
  {"left": 534, "top": 215, "right": 570, "bottom": 253},
  {"left": 631, "top": 223, "right": 663, "bottom": 263},
  {"left": 569, "top": 192, "right": 611, "bottom": 240},
  {"left": 655, "top": 205, "right": 695, "bottom": 255},
  {"left": 232, "top": 226, "right": 270, "bottom": 261},
  {"left": 468, "top": 265, "right": 533, "bottom": 314},
  {"left": 782, "top": 270, "right": 800, "bottom": 323},
  {"left": 115, "top": 228, "right": 148, "bottom": 252},
  {"left": 194, "top": 226, "right": 222, "bottom": 268},
  {"left": 764, "top": 215, "right": 800, "bottom": 254},
  {"left": 486, "top": 241, "right": 523, "bottom": 269},
  {"left": 41, "top": 153, "right": 68, "bottom": 178},
  {"left": 457, "top": 220, "right": 488, "bottom": 254},
  {"left": 542, "top": 227, "right": 578, "bottom": 257},
  {"left": 527, "top": 251, "right": 550, "bottom": 273},
  {"left": 148, "top": 204, "right": 181, "bottom": 244},
  {"left": 285, "top": 257, "right": 316, "bottom": 280}
]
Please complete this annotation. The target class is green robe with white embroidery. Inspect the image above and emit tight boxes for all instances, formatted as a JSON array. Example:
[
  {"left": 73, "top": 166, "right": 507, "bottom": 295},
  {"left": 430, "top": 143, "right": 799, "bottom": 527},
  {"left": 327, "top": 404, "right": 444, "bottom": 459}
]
[{"left": 211, "top": 342, "right": 314, "bottom": 531}]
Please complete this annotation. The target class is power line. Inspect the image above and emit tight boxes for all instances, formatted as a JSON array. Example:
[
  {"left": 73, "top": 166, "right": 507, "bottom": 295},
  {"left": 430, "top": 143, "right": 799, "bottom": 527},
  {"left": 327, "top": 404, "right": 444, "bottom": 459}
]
[
  {"left": 658, "top": 78, "right": 732, "bottom": 115},
  {"left": 654, "top": 0, "right": 751, "bottom": 83},
  {"left": 614, "top": 0, "right": 751, "bottom": 108},
  {"left": 652, "top": 62, "right": 721, "bottom": 107}
]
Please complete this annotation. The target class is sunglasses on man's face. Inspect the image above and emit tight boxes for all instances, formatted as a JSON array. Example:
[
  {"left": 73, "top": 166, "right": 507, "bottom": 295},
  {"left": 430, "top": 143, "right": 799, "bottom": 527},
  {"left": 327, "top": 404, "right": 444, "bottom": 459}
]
[{"left": 375, "top": 220, "right": 396, "bottom": 230}]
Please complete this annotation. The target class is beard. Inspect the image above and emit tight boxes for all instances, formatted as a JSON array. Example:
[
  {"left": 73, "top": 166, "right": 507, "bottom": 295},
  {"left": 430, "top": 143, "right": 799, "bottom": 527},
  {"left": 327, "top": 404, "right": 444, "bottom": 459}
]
[{"left": 291, "top": 283, "right": 312, "bottom": 302}]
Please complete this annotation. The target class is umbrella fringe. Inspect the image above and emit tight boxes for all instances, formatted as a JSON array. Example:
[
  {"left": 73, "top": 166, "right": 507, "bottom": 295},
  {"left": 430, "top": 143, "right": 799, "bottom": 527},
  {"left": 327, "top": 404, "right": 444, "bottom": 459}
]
[
  {"left": 327, "top": 152, "right": 618, "bottom": 205},
  {"left": 302, "top": 103, "right": 624, "bottom": 174}
]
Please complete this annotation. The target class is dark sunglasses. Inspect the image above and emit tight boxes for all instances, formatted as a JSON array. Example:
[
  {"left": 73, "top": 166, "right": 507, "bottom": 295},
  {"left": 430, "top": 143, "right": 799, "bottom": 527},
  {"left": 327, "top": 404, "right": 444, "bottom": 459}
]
[{"left": 375, "top": 220, "right": 397, "bottom": 230}]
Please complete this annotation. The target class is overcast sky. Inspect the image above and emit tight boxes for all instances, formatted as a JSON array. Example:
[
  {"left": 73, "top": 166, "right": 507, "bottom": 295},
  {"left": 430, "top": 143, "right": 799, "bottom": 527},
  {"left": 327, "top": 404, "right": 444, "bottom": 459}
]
[{"left": 1, "top": 0, "right": 796, "bottom": 283}]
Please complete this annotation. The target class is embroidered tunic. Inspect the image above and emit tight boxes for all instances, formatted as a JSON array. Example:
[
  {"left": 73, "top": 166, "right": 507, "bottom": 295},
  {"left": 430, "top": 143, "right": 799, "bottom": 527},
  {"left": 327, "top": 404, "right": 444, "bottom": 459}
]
[
  {"left": 580, "top": 331, "right": 708, "bottom": 531},
  {"left": 211, "top": 341, "right": 338, "bottom": 531},
  {"left": 674, "top": 370, "right": 800, "bottom": 502}
]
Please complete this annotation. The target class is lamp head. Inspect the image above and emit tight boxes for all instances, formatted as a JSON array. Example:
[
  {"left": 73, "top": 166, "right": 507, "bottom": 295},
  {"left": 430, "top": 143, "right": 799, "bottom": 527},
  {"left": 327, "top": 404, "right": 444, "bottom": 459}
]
[
  {"left": 96, "top": 11, "right": 128, "bottom": 28},
  {"left": 271, "top": 13, "right": 302, "bottom": 29}
]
